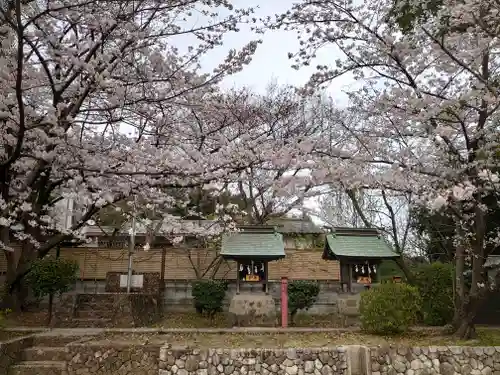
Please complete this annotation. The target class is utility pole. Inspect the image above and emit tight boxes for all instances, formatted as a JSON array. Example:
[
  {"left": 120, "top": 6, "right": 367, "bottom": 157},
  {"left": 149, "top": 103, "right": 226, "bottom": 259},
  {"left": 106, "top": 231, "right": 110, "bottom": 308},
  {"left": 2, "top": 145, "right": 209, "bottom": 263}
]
[{"left": 126, "top": 195, "right": 137, "bottom": 293}]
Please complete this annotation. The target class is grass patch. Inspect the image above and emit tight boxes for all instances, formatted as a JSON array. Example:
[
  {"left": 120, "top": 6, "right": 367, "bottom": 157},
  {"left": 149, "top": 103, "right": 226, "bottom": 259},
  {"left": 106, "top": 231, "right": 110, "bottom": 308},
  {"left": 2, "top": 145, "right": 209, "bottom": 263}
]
[
  {"left": 4, "top": 311, "right": 49, "bottom": 327},
  {"left": 8, "top": 311, "right": 345, "bottom": 329},
  {"left": 0, "top": 331, "right": 30, "bottom": 342},
  {"left": 155, "top": 312, "right": 344, "bottom": 328},
  {"left": 89, "top": 328, "right": 500, "bottom": 348},
  {"left": 291, "top": 313, "right": 344, "bottom": 328},
  {"left": 156, "top": 312, "right": 228, "bottom": 328}
]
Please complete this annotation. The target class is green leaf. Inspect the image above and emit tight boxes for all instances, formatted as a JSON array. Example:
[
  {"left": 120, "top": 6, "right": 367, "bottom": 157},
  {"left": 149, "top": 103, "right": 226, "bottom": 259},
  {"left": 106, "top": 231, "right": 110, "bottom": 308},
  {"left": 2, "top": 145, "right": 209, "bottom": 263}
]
[
  {"left": 360, "top": 282, "right": 421, "bottom": 335},
  {"left": 191, "top": 280, "right": 228, "bottom": 316},
  {"left": 25, "top": 257, "right": 79, "bottom": 298},
  {"left": 288, "top": 280, "right": 320, "bottom": 317}
]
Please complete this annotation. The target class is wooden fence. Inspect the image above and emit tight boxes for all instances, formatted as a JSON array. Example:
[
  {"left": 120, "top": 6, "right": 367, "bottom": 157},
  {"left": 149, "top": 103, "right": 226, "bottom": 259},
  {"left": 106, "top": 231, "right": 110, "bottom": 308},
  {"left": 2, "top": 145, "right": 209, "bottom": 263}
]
[{"left": 0, "top": 247, "right": 340, "bottom": 281}]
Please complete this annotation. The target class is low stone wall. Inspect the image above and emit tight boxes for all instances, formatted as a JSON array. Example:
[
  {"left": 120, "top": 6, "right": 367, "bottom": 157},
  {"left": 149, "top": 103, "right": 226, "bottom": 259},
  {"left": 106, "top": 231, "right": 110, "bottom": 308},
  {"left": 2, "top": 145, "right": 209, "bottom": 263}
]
[
  {"left": 66, "top": 343, "right": 160, "bottom": 375},
  {"left": 370, "top": 346, "right": 500, "bottom": 375},
  {"left": 158, "top": 346, "right": 348, "bottom": 375},
  {"left": 0, "top": 335, "right": 34, "bottom": 374},
  {"left": 3, "top": 339, "right": 500, "bottom": 375},
  {"left": 73, "top": 280, "right": 349, "bottom": 315}
]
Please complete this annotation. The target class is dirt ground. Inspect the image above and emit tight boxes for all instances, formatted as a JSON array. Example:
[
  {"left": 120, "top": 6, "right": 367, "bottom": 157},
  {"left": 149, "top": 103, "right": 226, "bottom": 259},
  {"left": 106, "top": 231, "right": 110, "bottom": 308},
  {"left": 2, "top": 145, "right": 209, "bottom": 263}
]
[
  {"left": 86, "top": 328, "right": 500, "bottom": 348},
  {"left": 1, "top": 327, "right": 499, "bottom": 347},
  {"left": 4, "top": 311, "right": 48, "bottom": 327},
  {"left": 5, "top": 310, "right": 500, "bottom": 348},
  {"left": 5, "top": 311, "right": 345, "bottom": 328},
  {"left": 154, "top": 312, "right": 345, "bottom": 329}
]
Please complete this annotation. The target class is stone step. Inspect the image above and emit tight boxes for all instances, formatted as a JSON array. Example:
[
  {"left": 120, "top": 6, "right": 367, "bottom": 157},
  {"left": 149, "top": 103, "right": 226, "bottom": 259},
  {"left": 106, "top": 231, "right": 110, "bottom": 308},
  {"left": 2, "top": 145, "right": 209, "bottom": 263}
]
[
  {"left": 8, "top": 361, "right": 67, "bottom": 375},
  {"left": 32, "top": 335, "right": 81, "bottom": 346},
  {"left": 22, "top": 347, "right": 68, "bottom": 362},
  {"left": 77, "top": 294, "right": 116, "bottom": 305},
  {"left": 75, "top": 310, "right": 113, "bottom": 319},
  {"left": 77, "top": 303, "right": 115, "bottom": 311},
  {"left": 70, "top": 318, "right": 112, "bottom": 328}
]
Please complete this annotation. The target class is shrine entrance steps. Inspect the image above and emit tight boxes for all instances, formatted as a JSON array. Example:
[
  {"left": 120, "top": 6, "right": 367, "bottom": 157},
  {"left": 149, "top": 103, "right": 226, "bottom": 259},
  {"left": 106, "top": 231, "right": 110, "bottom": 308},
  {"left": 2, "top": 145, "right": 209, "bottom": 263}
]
[
  {"left": 8, "top": 334, "right": 82, "bottom": 375},
  {"left": 70, "top": 293, "right": 114, "bottom": 328}
]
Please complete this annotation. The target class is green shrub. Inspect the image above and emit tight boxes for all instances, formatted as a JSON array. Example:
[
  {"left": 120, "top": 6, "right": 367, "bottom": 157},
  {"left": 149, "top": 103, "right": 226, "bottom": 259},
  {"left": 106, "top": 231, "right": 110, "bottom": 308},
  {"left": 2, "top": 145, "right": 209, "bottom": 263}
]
[
  {"left": 414, "top": 262, "right": 454, "bottom": 326},
  {"left": 25, "top": 256, "right": 78, "bottom": 324},
  {"left": 360, "top": 283, "right": 421, "bottom": 335},
  {"left": 191, "top": 280, "right": 228, "bottom": 317},
  {"left": 25, "top": 257, "right": 79, "bottom": 299},
  {"left": 288, "top": 280, "right": 320, "bottom": 321},
  {"left": 0, "top": 309, "right": 11, "bottom": 328}
]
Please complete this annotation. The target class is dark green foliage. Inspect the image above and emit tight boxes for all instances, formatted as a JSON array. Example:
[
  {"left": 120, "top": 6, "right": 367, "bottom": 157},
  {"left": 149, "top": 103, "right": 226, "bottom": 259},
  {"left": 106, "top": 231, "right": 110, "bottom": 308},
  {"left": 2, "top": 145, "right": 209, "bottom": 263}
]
[
  {"left": 25, "top": 257, "right": 79, "bottom": 298},
  {"left": 410, "top": 206, "right": 456, "bottom": 263},
  {"left": 360, "top": 283, "right": 421, "bottom": 335},
  {"left": 0, "top": 309, "right": 11, "bottom": 328},
  {"left": 191, "top": 280, "right": 228, "bottom": 316},
  {"left": 97, "top": 188, "right": 245, "bottom": 230},
  {"left": 414, "top": 262, "right": 454, "bottom": 326},
  {"left": 388, "top": 0, "right": 443, "bottom": 33},
  {"left": 288, "top": 280, "right": 320, "bottom": 320},
  {"left": 378, "top": 260, "right": 403, "bottom": 282}
]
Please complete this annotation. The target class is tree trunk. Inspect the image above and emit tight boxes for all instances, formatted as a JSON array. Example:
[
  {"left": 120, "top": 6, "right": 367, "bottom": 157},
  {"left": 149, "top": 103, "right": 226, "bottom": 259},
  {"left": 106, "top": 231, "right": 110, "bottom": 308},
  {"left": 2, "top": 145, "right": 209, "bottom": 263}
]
[
  {"left": 7, "top": 271, "right": 30, "bottom": 312},
  {"left": 452, "top": 224, "right": 486, "bottom": 340},
  {"left": 455, "top": 312, "right": 477, "bottom": 340},
  {"left": 47, "top": 293, "right": 54, "bottom": 326},
  {"left": 452, "top": 241, "right": 466, "bottom": 328},
  {"left": 453, "top": 292, "right": 485, "bottom": 340},
  {"left": 394, "top": 256, "right": 414, "bottom": 284},
  {"left": 5, "top": 243, "right": 37, "bottom": 311},
  {"left": 3, "top": 249, "right": 18, "bottom": 309}
]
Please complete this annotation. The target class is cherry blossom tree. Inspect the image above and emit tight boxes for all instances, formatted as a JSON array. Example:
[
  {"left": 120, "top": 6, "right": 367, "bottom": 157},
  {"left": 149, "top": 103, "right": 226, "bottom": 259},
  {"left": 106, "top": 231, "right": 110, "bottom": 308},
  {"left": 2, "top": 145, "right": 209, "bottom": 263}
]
[
  {"left": 93, "top": 83, "right": 330, "bottom": 231},
  {"left": 0, "top": 0, "right": 318, "bottom": 309},
  {"left": 92, "top": 83, "right": 333, "bottom": 280},
  {"left": 313, "top": 188, "right": 415, "bottom": 251},
  {"left": 223, "top": 85, "right": 336, "bottom": 225},
  {"left": 269, "top": 0, "right": 500, "bottom": 338}
]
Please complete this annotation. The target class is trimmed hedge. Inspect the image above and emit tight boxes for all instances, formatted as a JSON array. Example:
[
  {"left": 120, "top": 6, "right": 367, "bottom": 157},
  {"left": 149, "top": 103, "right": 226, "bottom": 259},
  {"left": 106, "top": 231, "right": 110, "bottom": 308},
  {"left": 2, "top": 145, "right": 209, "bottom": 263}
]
[
  {"left": 288, "top": 280, "right": 320, "bottom": 321},
  {"left": 191, "top": 280, "right": 228, "bottom": 317},
  {"left": 25, "top": 257, "right": 79, "bottom": 298},
  {"left": 360, "top": 282, "right": 421, "bottom": 335},
  {"left": 414, "top": 262, "right": 454, "bottom": 326}
]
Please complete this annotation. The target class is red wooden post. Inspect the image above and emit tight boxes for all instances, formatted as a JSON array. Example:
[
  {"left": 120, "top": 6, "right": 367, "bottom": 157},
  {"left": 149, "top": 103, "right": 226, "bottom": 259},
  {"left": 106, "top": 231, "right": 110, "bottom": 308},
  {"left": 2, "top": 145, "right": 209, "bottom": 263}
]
[{"left": 281, "top": 277, "right": 288, "bottom": 328}]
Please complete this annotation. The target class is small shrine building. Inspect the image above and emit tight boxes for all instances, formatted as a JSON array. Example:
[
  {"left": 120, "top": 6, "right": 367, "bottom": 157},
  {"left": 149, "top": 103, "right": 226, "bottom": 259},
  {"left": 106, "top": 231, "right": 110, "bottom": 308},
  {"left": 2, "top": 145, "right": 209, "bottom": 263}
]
[
  {"left": 220, "top": 225, "right": 285, "bottom": 294},
  {"left": 322, "top": 227, "right": 399, "bottom": 292}
]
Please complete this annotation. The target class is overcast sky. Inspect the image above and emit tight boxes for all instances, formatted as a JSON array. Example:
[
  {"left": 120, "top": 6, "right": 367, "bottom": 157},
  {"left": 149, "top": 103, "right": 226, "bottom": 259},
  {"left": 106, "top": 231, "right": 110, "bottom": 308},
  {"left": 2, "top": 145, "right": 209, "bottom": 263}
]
[{"left": 177, "top": 0, "right": 356, "bottom": 107}]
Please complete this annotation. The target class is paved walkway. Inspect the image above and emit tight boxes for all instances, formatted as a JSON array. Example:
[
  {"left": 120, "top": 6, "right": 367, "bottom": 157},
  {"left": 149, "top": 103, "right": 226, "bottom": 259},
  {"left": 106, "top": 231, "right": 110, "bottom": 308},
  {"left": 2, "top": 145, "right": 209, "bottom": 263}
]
[
  {"left": 5, "top": 327, "right": 361, "bottom": 334},
  {"left": 3, "top": 326, "right": 452, "bottom": 335}
]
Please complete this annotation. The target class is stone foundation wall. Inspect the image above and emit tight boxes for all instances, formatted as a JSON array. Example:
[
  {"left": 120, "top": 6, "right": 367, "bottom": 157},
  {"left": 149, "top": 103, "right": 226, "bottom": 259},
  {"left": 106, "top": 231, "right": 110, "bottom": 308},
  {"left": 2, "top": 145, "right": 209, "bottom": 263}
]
[
  {"left": 66, "top": 343, "right": 160, "bottom": 375},
  {"left": 73, "top": 280, "right": 358, "bottom": 315},
  {"left": 158, "top": 347, "right": 348, "bottom": 375},
  {"left": 3, "top": 340, "right": 500, "bottom": 375},
  {"left": 370, "top": 346, "right": 500, "bottom": 375}
]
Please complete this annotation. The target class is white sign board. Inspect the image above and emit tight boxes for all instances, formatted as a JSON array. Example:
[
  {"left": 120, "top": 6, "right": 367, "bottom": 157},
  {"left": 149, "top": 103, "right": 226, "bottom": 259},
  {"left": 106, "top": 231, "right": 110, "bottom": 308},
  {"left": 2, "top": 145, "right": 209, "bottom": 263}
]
[{"left": 119, "top": 274, "right": 144, "bottom": 288}]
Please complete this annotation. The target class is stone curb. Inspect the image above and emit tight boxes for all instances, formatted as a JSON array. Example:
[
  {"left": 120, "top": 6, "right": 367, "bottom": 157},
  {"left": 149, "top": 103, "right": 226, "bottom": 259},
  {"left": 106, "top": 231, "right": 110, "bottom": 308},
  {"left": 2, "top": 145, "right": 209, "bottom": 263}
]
[
  {"left": 5, "top": 327, "right": 363, "bottom": 334},
  {"left": 3, "top": 326, "right": 447, "bottom": 334}
]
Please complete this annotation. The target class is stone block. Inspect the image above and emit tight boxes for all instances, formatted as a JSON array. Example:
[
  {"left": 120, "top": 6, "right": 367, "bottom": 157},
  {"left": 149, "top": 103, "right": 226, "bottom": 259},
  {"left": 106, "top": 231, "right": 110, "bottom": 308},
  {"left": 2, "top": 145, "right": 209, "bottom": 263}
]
[
  {"left": 105, "top": 271, "right": 161, "bottom": 294},
  {"left": 228, "top": 293, "right": 277, "bottom": 327}
]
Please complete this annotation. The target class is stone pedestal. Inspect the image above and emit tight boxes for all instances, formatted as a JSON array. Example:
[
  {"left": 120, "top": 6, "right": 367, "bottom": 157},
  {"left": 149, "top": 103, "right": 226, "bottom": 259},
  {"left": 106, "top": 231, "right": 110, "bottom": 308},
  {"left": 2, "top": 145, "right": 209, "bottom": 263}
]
[
  {"left": 228, "top": 292, "right": 277, "bottom": 327},
  {"left": 337, "top": 293, "right": 360, "bottom": 327}
]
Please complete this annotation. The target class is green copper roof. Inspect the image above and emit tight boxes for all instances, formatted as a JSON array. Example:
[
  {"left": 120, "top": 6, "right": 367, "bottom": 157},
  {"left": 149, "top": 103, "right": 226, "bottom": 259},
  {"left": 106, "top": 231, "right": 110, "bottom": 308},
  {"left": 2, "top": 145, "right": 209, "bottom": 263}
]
[
  {"left": 323, "top": 230, "right": 398, "bottom": 260},
  {"left": 220, "top": 231, "right": 285, "bottom": 260}
]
